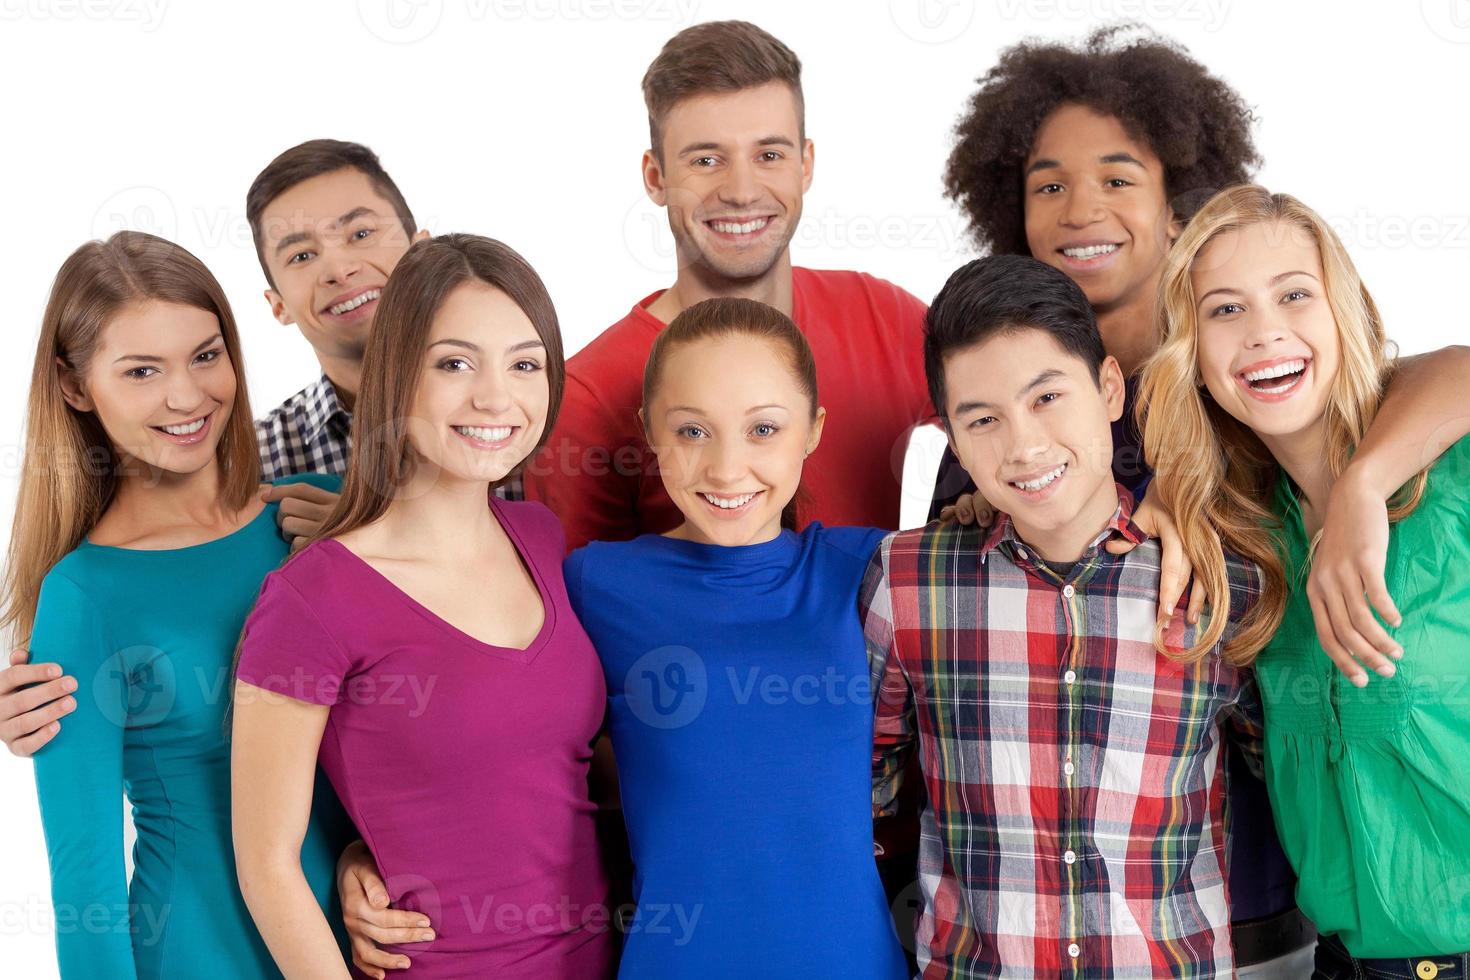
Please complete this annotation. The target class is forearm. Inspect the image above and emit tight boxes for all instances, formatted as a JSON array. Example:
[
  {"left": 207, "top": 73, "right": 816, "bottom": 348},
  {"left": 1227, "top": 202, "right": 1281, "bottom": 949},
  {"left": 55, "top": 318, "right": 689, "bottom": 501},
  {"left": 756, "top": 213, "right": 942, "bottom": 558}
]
[
  {"left": 1351, "top": 346, "right": 1470, "bottom": 495},
  {"left": 238, "top": 853, "right": 351, "bottom": 979}
]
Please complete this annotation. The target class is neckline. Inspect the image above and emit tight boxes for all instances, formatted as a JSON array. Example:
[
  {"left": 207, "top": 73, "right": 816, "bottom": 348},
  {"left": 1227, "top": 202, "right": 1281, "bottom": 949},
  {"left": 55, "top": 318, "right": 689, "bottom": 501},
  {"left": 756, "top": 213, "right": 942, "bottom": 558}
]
[
  {"left": 650, "top": 526, "right": 803, "bottom": 565},
  {"left": 79, "top": 499, "right": 273, "bottom": 557},
  {"left": 318, "top": 498, "right": 554, "bottom": 664},
  {"left": 633, "top": 267, "right": 806, "bottom": 330}
]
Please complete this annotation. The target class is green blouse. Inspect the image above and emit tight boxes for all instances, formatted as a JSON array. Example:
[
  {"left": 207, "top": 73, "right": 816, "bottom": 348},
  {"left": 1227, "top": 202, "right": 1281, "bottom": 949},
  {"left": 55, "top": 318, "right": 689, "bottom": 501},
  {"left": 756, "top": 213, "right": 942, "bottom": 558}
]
[{"left": 1255, "top": 434, "right": 1470, "bottom": 957}]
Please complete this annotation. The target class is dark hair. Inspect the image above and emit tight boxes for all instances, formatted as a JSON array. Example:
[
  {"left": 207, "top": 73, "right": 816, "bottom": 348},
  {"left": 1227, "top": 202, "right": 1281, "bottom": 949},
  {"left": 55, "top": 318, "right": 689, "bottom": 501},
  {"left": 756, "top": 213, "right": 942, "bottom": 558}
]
[
  {"left": 642, "top": 21, "right": 804, "bottom": 162},
  {"left": 245, "top": 139, "right": 418, "bottom": 288},
  {"left": 642, "top": 297, "right": 815, "bottom": 530},
  {"left": 944, "top": 25, "right": 1259, "bottom": 256},
  {"left": 925, "top": 254, "right": 1104, "bottom": 425},
  {"left": 317, "top": 234, "right": 565, "bottom": 539}
]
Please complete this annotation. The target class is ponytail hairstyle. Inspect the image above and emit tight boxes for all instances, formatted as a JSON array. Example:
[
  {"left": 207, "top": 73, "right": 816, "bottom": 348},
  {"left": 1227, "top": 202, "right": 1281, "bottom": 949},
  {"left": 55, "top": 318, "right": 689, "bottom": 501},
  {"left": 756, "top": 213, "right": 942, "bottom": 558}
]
[{"left": 642, "top": 298, "right": 817, "bottom": 530}]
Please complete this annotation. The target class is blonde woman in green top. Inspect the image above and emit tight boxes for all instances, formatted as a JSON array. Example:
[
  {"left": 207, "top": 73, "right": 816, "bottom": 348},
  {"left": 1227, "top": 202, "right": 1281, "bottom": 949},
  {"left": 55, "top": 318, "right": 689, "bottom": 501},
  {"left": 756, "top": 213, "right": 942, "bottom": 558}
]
[{"left": 1138, "top": 184, "right": 1470, "bottom": 974}]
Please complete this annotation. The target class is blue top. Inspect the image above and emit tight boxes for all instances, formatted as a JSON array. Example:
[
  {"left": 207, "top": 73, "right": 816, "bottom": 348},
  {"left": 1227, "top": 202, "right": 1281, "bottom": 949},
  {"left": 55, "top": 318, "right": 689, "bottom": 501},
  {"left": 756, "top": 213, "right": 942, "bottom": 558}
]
[
  {"left": 564, "top": 523, "right": 907, "bottom": 980},
  {"left": 31, "top": 473, "right": 356, "bottom": 979}
]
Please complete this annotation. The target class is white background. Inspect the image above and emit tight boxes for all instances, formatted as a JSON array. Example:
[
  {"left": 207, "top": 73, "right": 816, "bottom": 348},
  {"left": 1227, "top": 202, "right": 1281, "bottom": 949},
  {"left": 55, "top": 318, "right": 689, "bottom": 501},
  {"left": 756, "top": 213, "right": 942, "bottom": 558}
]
[{"left": 1, "top": 0, "right": 1466, "bottom": 972}]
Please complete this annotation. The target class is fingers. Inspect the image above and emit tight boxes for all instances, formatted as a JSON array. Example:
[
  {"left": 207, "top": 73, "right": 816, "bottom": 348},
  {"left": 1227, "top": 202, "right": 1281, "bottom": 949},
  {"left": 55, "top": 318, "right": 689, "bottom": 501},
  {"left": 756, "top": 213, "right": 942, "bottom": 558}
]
[
  {"left": 937, "top": 505, "right": 957, "bottom": 523},
  {"left": 1360, "top": 565, "right": 1403, "bottom": 630},
  {"left": 1103, "top": 537, "right": 1138, "bottom": 556},
  {"left": 8, "top": 648, "right": 32, "bottom": 667},
  {"left": 279, "top": 516, "right": 321, "bottom": 539},
  {"left": 3, "top": 689, "right": 78, "bottom": 756},
  {"left": 261, "top": 482, "right": 340, "bottom": 505},
  {"left": 1307, "top": 589, "right": 1368, "bottom": 688},
  {"left": 351, "top": 937, "right": 411, "bottom": 977},
  {"left": 4, "top": 675, "right": 77, "bottom": 715},
  {"left": 0, "top": 661, "right": 66, "bottom": 696},
  {"left": 1156, "top": 548, "right": 1188, "bottom": 626},
  {"left": 353, "top": 910, "right": 434, "bottom": 945},
  {"left": 6, "top": 720, "right": 63, "bottom": 757},
  {"left": 1186, "top": 577, "right": 1207, "bottom": 627}
]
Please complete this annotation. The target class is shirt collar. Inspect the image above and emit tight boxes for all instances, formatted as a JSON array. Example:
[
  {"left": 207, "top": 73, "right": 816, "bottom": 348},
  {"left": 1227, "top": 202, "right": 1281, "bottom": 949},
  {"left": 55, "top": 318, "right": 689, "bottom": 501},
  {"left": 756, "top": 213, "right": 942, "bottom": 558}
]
[
  {"left": 301, "top": 373, "right": 351, "bottom": 443},
  {"left": 980, "top": 483, "right": 1147, "bottom": 566}
]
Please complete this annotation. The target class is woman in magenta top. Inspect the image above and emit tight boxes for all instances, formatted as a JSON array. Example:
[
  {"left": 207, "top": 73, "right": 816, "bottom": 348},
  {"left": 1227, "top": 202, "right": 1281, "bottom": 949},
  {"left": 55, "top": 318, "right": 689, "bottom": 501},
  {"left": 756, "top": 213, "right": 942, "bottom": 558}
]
[{"left": 231, "top": 234, "right": 613, "bottom": 980}]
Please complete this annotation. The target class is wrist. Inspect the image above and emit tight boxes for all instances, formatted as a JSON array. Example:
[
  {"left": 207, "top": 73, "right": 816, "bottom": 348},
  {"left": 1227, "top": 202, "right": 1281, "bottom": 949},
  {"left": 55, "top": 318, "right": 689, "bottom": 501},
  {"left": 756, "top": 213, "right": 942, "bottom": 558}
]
[{"left": 1337, "top": 455, "right": 1395, "bottom": 502}]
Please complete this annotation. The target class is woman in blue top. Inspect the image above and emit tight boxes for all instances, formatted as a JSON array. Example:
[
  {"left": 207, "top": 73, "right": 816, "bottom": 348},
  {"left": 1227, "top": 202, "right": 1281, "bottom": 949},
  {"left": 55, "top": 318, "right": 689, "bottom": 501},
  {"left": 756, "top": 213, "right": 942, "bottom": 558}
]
[
  {"left": 563, "top": 298, "right": 907, "bottom": 979},
  {"left": 2, "top": 232, "right": 353, "bottom": 978}
]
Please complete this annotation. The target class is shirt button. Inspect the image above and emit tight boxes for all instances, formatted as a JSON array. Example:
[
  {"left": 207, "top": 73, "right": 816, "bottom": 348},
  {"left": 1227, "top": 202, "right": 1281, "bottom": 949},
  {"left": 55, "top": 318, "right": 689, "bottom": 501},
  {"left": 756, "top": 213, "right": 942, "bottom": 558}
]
[
  {"left": 1068, "top": 942, "right": 1081, "bottom": 959},
  {"left": 1063, "top": 849, "right": 1076, "bottom": 865},
  {"left": 1064, "top": 761, "right": 1075, "bottom": 776},
  {"left": 1416, "top": 962, "right": 1439, "bottom": 980},
  {"left": 1064, "top": 670, "right": 1077, "bottom": 685},
  {"left": 1062, "top": 584, "right": 1075, "bottom": 598},
  {"left": 1016, "top": 547, "right": 1028, "bottom": 560}
]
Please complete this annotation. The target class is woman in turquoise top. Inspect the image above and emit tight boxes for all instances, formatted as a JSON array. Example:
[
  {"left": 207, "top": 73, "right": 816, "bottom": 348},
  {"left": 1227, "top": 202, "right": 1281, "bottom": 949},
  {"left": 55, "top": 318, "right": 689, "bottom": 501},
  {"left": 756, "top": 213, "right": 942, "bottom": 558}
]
[
  {"left": 1139, "top": 186, "right": 1470, "bottom": 973},
  {"left": 3, "top": 231, "right": 353, "bottom": 978}
]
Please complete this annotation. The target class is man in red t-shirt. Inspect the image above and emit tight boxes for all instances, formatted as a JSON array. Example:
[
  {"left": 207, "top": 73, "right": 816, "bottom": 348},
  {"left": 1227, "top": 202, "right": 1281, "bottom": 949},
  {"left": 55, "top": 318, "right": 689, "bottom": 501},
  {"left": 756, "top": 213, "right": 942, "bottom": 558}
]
[{"left": 523, "top": 20, "right": 935, "bottom": 549}]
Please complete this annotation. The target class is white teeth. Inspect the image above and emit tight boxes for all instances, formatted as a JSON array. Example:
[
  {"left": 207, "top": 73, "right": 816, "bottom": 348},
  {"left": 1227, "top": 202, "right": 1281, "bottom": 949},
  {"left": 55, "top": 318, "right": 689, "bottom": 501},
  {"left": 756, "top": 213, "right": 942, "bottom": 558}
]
[
  {"left": 709, "top": 217, "right": 769, "bottom": 235},
  {"left": 328, "top": 289, "right": 381, "bottom": 316},
  {"left": 1243, "top": 359, "right": 1306, "bottom": 383},
  {"left": 454, "top": 425, "right": 513, "bottom": 442},
  {"left": 1011, "top": 464, "right": 1066, "bottom": 492},
  {"left": 700, "top": 492, "right": 757, "bottom": 510},
  {"left": 158, "top": 418, "right": 205, "bottom": 435},
  {"left": 1062, "top": 244, "right": 1119, "bottom": 259}
]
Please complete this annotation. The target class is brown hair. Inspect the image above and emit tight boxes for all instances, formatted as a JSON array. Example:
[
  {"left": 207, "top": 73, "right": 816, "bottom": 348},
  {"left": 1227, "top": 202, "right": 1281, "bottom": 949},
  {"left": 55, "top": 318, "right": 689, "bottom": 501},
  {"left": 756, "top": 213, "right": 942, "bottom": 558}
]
[
  {"left": 245, "top": 139, "right": 417, "bottom": 288},
  {"left": 2, "top": 232, "right": 258, "bottom": 642},
  {"left": 641, "top": 20, "right": 804, "bottom": 161},
  {"left": 642, "top": 297, "right": 816, "bottom": 530},
  {"left": 314, "top": 234, "right": 565, "bottom": 541}
]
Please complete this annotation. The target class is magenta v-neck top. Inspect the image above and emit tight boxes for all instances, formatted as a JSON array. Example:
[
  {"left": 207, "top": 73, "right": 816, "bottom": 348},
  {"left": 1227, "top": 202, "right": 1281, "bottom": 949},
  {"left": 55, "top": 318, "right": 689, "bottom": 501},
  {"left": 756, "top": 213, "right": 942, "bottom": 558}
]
[{"left": 236, "top": 499, "right": 613, "bottom": 979}]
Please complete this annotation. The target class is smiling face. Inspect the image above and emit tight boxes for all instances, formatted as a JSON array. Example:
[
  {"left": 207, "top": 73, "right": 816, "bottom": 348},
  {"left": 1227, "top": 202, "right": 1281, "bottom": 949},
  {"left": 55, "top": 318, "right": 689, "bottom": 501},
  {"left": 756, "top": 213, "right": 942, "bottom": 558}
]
[
  {"left": 643, "top": 333, "right": 824, "bottom": 547},
  {"left": 644, "top": 81, "right": 813, "bottom": 283},
  {"left": 1192, "top": 219, "right": 1340, "bottom": 445},
  {"left": 1024, "top": 104, "right": 1176, "bottom": 317},
  {"left": 62, "top": 300, "right": 236, "bottom": 476},
  {"left": 406, "top": 281, "right": 550, "bottom": 486},
  {"left": 258, "top": 167, "right": 422, "bottom": 365},
  {"left": 946, "top": 327, "right": 1126, "bottom": 562}
]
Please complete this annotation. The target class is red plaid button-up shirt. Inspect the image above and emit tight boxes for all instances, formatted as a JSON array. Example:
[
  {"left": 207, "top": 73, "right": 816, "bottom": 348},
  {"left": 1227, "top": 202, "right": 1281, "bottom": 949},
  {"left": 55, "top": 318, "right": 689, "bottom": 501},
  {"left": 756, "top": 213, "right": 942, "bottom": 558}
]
[{"left": 862, "top": 487, "right": 1264, "bottom": 979}]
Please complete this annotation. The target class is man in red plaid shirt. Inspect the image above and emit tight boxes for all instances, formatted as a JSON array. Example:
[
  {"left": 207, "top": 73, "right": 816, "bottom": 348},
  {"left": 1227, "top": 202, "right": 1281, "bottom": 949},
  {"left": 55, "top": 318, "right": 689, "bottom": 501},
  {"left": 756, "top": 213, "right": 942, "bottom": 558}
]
[{"left": 862, "top": 255, "right": 1265, "bottom": 978}]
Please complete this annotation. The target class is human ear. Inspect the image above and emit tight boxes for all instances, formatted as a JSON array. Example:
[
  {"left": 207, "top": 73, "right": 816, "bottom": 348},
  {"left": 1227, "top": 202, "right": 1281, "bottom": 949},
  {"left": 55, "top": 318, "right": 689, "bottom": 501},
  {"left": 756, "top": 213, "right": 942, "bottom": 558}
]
[{"left": 55, "top": 356, "right": 94, "bottom": 412}]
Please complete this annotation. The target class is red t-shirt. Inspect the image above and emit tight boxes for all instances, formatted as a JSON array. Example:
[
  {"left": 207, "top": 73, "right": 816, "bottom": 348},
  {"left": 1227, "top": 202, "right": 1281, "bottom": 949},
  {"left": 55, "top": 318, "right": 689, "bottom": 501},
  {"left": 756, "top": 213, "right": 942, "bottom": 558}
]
[{"left": 525, "top": 267, "right": 935, "bottom": 551}]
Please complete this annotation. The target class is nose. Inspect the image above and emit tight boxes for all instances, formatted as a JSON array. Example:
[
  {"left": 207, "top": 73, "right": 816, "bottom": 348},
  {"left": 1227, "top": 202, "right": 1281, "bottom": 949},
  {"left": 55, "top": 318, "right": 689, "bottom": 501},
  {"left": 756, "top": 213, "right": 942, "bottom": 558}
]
[
  {"left": 164, "top": 367, "right": 211, "bottom": 416},
  {"left": 470, "top": 367, "right": 515, "bottom": 416},
  {"left": 716, "top": 156, "right": 761, "bottom": 209},
  {"left": 703, "top": 436, "right": 748, "bottom": 486},
  {"left": 1004, "top": 411, "right": 1053, "bottom": 469},
  {"left": 1060, "top": 183, "right": 1104, "bottom": 229},
  {"left": 317, "top": 241, "right": 363, "bottom": 288},
  {"left": 1242, "top": 306, "right": 1291, "bottom": 350}
]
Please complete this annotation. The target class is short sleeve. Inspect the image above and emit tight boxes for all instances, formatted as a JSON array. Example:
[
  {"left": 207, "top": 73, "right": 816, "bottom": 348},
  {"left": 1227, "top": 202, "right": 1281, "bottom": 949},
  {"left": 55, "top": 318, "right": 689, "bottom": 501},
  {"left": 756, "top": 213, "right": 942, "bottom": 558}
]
[
  {"left": 235, "top": 571, "right": 351, "bottom": 706},
  {"left": 563, "top": 547, "right": 590, "bottom": 622},
  {"left": 30, "top": 572, "right": 139, "bottom": 978}
]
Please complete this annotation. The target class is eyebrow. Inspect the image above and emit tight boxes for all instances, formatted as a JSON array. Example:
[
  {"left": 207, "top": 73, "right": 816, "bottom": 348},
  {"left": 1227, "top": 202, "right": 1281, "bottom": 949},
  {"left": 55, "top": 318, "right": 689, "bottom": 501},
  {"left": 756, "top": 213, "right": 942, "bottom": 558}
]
[
  {"left": 427, "top": 339, "right": 546, "bottom": 354},
  {"left": 676, "top": 135, "right": 796, "bottom": 157},
  {"left": 1197, "top": 270, "right": 1321, "bottom": 307},
  {"left": 952, "top": 368, "right": 1067, "bottom": 415},
  {"left": 114, "top": 333, "right": 223, "bottom": 364},
  {"left": 1024, "top": 152, "right": 1148, "bottom": 176},
  {"left": 272, "top": 206, "right": 379, "bottom": 256},
  {"left": 663, "top": 403, "right": 791, "bottom": 416}
]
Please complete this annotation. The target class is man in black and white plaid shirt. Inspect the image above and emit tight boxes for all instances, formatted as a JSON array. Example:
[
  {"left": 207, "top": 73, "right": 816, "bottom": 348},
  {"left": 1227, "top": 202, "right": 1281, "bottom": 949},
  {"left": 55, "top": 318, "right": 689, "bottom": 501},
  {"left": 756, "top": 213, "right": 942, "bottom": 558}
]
[{"left": 246, "top": 139, "right": 520, "bottom": 544}]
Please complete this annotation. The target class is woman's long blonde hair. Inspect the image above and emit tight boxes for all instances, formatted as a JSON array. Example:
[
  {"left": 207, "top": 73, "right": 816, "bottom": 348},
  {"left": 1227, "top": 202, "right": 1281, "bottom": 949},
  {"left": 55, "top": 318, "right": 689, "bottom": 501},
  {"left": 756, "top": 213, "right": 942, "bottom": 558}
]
[
  {"left": 2, "top": 232, "right": 258, "bottom": 643},
  {"left": 1137, "top": 185, "right": 1426, "bottom": 665}
]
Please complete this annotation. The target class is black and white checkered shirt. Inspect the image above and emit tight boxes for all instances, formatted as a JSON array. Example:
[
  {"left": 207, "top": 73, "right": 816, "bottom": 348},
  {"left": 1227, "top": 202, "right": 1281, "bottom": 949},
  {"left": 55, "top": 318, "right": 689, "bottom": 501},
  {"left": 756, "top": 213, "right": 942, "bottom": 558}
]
[{"left": 255, "top": 373, "right": 522, "bottom": 499}]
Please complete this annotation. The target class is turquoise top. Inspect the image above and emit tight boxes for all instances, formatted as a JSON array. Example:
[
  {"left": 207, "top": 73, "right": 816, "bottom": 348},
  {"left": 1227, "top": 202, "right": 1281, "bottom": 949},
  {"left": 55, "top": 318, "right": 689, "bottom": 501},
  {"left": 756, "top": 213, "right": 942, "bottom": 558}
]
[
  {"left": 31, "top": 473, "right": 356, "bottom": 979},
  {"left": 1256, "top": 434, "right": 1470, "bottom": 956}
]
